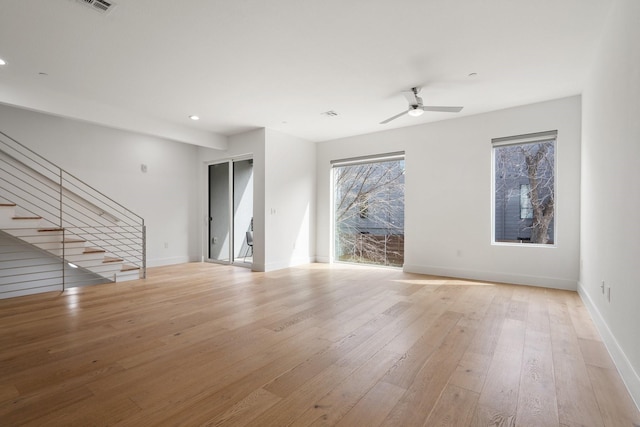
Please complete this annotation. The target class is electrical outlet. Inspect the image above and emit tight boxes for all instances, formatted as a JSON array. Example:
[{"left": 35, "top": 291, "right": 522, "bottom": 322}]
[
  {"left": 601, "top": 280, "right": 605, "bottom": 294},
  {"left": 164, "top": 242, "right": 168, "bottom": 249},
  {"left": 213, "top": 237, "right": 218, "bottom": 244}
]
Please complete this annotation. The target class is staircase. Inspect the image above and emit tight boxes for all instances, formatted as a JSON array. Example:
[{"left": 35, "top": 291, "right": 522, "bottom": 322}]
[{"left": 0, "top": 131, "right": 146, "bottom": 299}]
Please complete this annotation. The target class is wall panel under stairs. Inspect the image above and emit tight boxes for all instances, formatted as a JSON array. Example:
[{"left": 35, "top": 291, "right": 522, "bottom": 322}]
[{"left": 0, "top": 230, "right": 110, "bottom": 299}]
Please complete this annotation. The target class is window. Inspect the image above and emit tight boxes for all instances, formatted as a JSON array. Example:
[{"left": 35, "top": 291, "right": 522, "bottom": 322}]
[
  {"left": 332, "top": 152, "right": 405, "bottom": 266},
  {"left": 493, "top": 131, "right": 556, "bottom": 245},
  {"left": 520, "top": 184, "right": 533, "bottom": 219}
]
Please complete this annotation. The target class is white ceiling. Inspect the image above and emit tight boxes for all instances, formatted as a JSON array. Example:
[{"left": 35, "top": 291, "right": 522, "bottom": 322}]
[{"left": 0, "top": 0, "right": 612, "bottom": 147}]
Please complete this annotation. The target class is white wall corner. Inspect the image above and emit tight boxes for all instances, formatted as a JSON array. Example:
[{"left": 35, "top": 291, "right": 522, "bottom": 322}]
[{"left": 578, "top": 281, "right": 640, "bottom": 411}]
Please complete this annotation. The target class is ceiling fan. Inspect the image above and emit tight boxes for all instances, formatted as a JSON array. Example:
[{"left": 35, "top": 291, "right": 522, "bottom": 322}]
[{"left": 380, "top": 87, "right": 463, "bottom": 124}]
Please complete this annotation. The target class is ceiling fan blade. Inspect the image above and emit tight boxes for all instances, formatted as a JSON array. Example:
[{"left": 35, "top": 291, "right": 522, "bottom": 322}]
[
  {"left": 402, "top": 90, "right": 418, "bottom": 105},
  {"left": 380, "top": 110, "right": 409, "bottom": 124},
  {"left": 422, "top": 106, "right": 464, "bottom": 113}
]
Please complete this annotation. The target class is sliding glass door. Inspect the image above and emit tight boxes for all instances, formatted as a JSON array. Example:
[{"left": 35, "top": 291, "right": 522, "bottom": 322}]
[{"left": 208, "top": 158, "right": 253, "bottom": 266}]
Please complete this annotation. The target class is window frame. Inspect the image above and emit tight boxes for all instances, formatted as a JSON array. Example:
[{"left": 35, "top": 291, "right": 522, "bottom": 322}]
[
  {"left": 330, "top": 151, "right": 406, "bottom": 267},
  {"left": 491, "top": 131, "right": 558, "bottom": 247}
]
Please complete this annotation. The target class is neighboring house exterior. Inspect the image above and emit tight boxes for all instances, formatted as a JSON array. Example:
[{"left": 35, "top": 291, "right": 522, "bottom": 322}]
[
  {"left": 494, "top": 141, "right": 555, "bottom": 244},
  {"left": 494, "top": 177, "right": 556, "bottom": 243}
]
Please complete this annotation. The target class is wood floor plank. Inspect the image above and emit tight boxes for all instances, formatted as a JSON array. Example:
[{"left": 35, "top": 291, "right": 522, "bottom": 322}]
[
  {"left": 335, "top": 381, "right": 406, "bottom": 427},
  {"left": 475, "top": 318, "right": 526, "bottom": 418},
  {"left": 423, "top": 384, "right": 479, "bottom": 427},
  {"left": 448, "top": 351, "right": 492, "bottom": 394},
  {"left": 263, "top": 313, "right": 397, "bottom": 398},
  {"left": 381, "top": 323, "right": 478, "bottom": 426},
  {"left": 550, "top": 320, "right": 605, "bottom": 426},
  {"left": 383, "top": 310, "right": 462, "bottom": 389},
  {"left": 291, "top": 349, "right": 401, "bottom": 426},
  {"left": 578, "top": 338, "right": 616, "bottom": 370},
  {"left": 0, "top": 262, "right": 637, "bottom": 426},
  {"left": 134, "top": 329, "right": 330, "bottom": 426},
  {"left": 565, "top": 292, "right": 602, "bottom": 341},
  {"left": 470, "top": 404, "right": 517, "bottom": 426},
  {"left": 516, "top": 328, "right": 560, "bottom": 426},
  {"left": 0, "top": 385, "right": 94, "bottom": 425},
  {"left": 587, "top": 364, "right": 640, "bottom": 427},
  {"left": 465, "top": 292, "right": 510, "bottom": 356},
  {"left": 203, "top": 388, "right": 281, "bottom": 427}
]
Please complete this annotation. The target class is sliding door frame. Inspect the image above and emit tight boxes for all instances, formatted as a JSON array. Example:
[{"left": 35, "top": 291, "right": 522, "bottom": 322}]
[{"left": 205, "top": 155, "right": 253, "bottom": 268}]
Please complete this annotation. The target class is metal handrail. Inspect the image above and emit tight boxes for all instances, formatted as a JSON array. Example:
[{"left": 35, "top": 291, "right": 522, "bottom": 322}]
[
  {"left": 0, "top": 131, "right": 146, "bottom": 297},
  {"left": 0, "top": 131, "right": 143, "bottom": 223}
]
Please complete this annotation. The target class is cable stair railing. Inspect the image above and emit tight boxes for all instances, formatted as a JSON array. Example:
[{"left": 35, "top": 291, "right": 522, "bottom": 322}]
[{"left": 0, "top": 131, "right": 146, "bottom": 299}]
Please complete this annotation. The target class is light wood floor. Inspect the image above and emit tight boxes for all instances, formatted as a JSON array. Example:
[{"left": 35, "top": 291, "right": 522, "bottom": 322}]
[{"left": 1, "top": 263, "right": 638, "bottom": 426}]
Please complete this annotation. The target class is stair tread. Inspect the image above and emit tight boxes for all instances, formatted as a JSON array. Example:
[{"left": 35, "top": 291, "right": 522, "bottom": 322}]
[
  {"left": 39, "top": 228, "right": 64, "bottom": 232},
  {"left": 63, "top": 239, "right": 86, "bottom": 243},
  {"left": 121, "top": 265, "right": 140, "bottom": 272},
  {"left": 84, "top": 247, "right": 106, "bottom": 254},
  {"left": 12, "top": 216, "right": 42, "bottom": 220},
  {"left": 103, "top": 257, "right": 124, "bottom": 263},
  {"left": 0, "top": 203, "right": 17, "bottom": 207}
]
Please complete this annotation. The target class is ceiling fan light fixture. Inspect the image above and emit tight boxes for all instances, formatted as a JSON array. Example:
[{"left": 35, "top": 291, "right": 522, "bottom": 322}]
[{"left": 408, "top": 106, "right": 424, "bottom": 117}]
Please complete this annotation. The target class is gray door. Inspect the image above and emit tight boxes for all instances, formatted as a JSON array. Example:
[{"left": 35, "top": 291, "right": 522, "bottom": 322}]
[
  {"left": 208, "top": 159, "right": 254, "bottom": 265},
  {"left": 209, "top": 162, "right": 230, "bottom": 262}
]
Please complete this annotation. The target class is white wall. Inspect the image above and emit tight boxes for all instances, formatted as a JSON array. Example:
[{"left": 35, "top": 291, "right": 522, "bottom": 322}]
[
  {"left": 199, "top": 128, "right": 315, "bottom": 272},
  {"left": 317, "top": 96, "right": 582, "bottom": 289},
  {"left": 580, "top": 0, "right": 640, "bottom": 407},
  {"left": 264, "top": 129, "right": 316, "bottom": 271},
  {"left": 0, "top": 104, "right": 203, "bottom": 267}
]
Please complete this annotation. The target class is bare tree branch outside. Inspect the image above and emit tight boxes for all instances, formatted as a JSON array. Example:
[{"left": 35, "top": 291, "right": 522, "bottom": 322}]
[
  {"left": 334, "top": 159, "right": 405, "bottom": 266},
  {"left": 494, "top": 140, "right": 555, "bottom": 244}
]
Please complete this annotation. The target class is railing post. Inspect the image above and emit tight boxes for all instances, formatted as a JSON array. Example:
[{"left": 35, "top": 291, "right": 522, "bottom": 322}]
[
  {"left": 60, "top": 169, "right": 65, "bottom": 291},
  {"left": 62, "top": 228, "right": 66, "bottom": 292},
  {"left": 142, "top": 224, "right": 147, "bottom": 279}
]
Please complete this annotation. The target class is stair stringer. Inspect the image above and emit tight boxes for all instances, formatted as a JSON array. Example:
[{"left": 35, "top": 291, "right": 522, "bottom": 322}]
[{"left": 0, "top": 204, "right": 141, "bottom": 291}]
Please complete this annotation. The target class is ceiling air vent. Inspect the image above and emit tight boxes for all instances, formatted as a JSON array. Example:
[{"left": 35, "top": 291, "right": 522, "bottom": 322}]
[{"left": 75, "top": 0, "right": 117, "bottom": 15}]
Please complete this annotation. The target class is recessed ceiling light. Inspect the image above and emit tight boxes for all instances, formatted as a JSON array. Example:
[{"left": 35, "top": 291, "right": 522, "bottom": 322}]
[
  {"left": 0, "top": 58, "right": 6, "bottom": 66},
  {"left": 189, "top": 115, "right": 200, "bottom": 121},
  {"left": 468, "top": 72, "right": 478, "bottom": 77},
  {"left": 322, "top": 110, "right": 338, "bottom": 117}
]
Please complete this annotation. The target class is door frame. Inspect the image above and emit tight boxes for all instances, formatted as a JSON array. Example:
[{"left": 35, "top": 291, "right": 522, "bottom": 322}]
[{"left": 204, "top": 155, "right": 254, "bottom": 268}]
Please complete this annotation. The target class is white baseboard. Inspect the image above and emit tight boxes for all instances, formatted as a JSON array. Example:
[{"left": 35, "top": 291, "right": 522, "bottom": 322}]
[
  {"left": 578, "top": 282, "right": 640, "bottom": 411},
  {"left": 315, "top": 256, "right": 330, "bottom": 263},
  {"left": 262, "top": 257, "right": 315, "bottom": 272},
  {"left": 402, "top": 264, "right": 577, "bottom": 291},
  {"left": 250, "top": 262, "right": 265, "bottom": 272},
  {"left": 146, "top": 256, "right": 195, "bottom": 268}
]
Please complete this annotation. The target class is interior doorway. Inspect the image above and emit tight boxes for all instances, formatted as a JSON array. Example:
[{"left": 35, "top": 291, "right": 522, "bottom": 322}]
[{"left": 208, "top": 158, "right": 253, "bottom": 266}]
